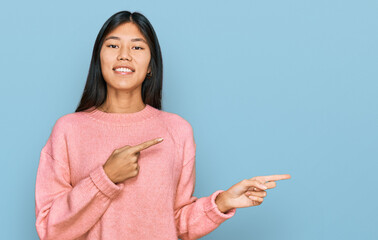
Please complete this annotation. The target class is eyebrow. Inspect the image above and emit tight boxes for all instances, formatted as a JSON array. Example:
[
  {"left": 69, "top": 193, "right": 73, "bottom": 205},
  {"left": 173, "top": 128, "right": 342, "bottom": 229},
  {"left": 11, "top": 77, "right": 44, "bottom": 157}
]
[{"left": 104, "top": 36, "right": 147, "bottom": 44}]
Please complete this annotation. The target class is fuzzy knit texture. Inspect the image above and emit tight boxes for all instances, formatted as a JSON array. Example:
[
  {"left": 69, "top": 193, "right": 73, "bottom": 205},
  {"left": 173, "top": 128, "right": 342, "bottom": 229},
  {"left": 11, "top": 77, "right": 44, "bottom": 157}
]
[{"left": 35, "top": 104, "right": 236, "bottom": 240}]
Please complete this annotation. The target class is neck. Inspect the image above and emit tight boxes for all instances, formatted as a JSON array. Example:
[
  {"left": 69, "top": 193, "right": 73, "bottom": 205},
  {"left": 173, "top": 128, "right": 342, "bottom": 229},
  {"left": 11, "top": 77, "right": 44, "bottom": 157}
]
[
  {"left": 98, "top": 102, "right": 146, "bottom": 114},
  {"left": 85, "top": 103, "right": 160, "bottom": 126},
  {"left": 99, "top": 84, "right": 145, "bottom": 113}
]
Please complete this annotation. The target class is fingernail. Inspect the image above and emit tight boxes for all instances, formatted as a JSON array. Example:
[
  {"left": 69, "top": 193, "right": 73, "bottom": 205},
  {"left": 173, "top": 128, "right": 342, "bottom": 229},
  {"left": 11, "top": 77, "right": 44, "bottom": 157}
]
[{"left": 157, "top": 138, "right": 164, "bottom": 142}]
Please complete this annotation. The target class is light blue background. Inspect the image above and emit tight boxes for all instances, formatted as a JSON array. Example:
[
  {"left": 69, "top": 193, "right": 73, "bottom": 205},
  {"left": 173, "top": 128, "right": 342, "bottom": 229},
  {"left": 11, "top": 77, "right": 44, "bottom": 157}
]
[{"left": 0, "top": 0, "right": 377, "bottom": 239}]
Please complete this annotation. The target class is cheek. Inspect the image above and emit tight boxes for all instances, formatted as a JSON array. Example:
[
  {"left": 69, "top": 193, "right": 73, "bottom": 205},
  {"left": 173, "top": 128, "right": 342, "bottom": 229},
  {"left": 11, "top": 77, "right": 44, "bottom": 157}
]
[
  {"left": 141, "top": 54, "right": 151, "bottom": 68},
  {"left": 100, "top": 54, "right": 113, "bottom": 73},
  {"left": 137, "top": 49, "right": 151, "bottom": 63},
  {"left": 100, "top": 48, "right": 113, "bottom": 63},
  {"left": 100, "top": 54, "right": 108, "bottom": 66}
]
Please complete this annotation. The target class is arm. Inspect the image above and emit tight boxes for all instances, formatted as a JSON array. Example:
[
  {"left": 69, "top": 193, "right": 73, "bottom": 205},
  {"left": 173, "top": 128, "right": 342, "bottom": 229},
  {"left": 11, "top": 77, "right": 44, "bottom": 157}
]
[
  {"left": 35, "top": 150, "right": 124, "bottom": 240},
  {"left": 35, "top": 117, "right": 124, "bottom": 240},
  {"left": 174, "top": 155, "right": 236, "bottom": 240}
]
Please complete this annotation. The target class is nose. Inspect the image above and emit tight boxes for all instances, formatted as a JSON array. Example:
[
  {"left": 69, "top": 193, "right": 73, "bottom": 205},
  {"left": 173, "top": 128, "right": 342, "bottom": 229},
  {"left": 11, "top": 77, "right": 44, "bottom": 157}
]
[{"left": 117, "top": 46, "right": 132, "bottom": 61}]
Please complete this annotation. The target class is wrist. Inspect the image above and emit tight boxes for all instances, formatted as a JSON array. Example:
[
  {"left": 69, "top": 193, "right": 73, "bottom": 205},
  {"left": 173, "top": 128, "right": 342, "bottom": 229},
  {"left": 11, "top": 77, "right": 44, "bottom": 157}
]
[
  {"left": 103, "top": 165, "right": 116, "bottom": 184},
  {"left": 215, "top": 191, "right": 232, "bottom": 213}
]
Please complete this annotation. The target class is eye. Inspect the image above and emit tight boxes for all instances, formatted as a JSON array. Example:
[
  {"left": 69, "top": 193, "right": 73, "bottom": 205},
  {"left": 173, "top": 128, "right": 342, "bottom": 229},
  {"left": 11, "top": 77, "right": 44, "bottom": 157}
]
[
  {"left": 133, "top": 46, "right": 144, "bottom": 50},
  {"left": 107, "top": 44, "right": 118, "bottom": 48}
]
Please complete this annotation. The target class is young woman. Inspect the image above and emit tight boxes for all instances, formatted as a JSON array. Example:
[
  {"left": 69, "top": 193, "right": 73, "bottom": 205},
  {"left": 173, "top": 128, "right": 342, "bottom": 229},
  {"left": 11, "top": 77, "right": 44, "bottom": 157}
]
[{"left": 35, "top": 11, "right": 291, "bottom": 240}]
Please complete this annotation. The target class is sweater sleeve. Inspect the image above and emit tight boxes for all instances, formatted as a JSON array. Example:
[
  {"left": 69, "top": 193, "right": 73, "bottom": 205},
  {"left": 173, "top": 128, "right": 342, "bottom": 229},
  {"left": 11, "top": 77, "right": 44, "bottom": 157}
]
[
  {"left": 173, "top": 122, "right": 236, "bottom": 240},
  {"left": 35, "top": 117, "right": 124, "bottom": 240}
]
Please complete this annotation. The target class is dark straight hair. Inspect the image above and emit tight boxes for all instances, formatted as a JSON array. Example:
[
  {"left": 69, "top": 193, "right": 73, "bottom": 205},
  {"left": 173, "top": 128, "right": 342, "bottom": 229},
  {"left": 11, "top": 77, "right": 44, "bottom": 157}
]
[{"left": 75, "top": 11, "right": 163, "bottom": 112}]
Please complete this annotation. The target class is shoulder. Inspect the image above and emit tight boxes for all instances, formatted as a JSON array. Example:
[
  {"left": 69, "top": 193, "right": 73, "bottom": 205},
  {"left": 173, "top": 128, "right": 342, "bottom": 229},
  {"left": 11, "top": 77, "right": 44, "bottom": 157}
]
[
  {"left": 42, "top": 111, "right": 83, "bottom": 152},
  {"left": 158, "top": 109, "right": 194, "bottom": 136},
  {"left": 158, "top": 109, "right": 196, "bottom": 162},
  {"left": 50, "top": 111, "right": 82, "bottom": 134}
]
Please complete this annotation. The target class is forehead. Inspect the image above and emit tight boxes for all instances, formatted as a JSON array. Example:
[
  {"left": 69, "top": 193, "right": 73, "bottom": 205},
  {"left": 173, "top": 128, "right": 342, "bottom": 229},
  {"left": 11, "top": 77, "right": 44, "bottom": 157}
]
[{"left": 106, "top": 22, "right": 145, "bottom": 39}]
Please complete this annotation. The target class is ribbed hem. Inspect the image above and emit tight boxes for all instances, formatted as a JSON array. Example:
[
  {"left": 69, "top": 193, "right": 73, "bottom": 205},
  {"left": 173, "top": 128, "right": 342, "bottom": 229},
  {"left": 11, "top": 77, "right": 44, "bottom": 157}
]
[
  {"left": 84, "top": 104, "right": 161, "bottom": 126},
  {"left": 203, "top": 190, "right": 236, "bottom": 224},
  {"left": 90, "top": 165, "right": 124, "bottom": 199}
]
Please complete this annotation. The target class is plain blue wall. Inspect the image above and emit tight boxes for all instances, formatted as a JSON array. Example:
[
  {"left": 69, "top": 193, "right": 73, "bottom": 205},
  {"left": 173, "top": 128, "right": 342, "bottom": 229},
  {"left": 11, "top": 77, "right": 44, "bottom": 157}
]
[{"left": 0, "top": 0, "right": 377, "bottom": 239}]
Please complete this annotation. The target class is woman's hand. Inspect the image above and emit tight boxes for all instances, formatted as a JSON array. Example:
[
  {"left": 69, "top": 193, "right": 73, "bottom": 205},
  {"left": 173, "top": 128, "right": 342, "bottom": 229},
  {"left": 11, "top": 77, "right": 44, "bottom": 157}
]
[
  {"left": 215, "top": 174, "right": 291, "bottom": 213},
  {"left": 103, "top": 137, "right": 164, "bottom": 184}
]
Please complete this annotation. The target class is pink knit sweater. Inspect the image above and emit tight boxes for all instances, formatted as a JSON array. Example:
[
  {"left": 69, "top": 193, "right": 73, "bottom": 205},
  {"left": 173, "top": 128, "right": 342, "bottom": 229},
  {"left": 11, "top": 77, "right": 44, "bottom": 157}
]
[{"left": 35, "top": 104, "right": 236, "bottom": 240}]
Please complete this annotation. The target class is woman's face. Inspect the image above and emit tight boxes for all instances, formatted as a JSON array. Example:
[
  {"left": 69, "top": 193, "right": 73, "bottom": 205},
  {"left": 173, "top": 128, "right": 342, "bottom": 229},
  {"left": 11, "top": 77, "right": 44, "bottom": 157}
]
[{"left": 100, "top": 22, "right": 151, "bottom": 92}]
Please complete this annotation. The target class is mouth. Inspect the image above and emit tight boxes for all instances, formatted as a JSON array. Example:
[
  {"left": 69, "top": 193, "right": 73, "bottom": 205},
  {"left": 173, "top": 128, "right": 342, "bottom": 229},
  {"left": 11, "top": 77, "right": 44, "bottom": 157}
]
[{"left": 113, "top": 66, "right": 135, "bottom": 75}]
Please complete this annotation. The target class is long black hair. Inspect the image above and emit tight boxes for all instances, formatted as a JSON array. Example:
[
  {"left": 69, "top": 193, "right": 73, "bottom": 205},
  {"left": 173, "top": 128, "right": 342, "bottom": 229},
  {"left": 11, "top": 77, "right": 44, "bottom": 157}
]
[{"left": 75, "top": 11, "right": 163, "bottom": 112}]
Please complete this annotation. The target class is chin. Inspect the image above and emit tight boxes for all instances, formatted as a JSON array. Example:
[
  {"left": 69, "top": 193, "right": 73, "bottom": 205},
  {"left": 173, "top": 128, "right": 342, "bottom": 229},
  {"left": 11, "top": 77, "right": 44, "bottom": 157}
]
[{"left": 116, "top": 82, "right": 143, "bottom": 91}]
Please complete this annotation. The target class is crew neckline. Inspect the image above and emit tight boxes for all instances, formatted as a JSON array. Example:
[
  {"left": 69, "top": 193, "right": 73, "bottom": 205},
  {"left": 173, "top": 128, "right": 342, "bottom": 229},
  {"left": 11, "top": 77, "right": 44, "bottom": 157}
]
[{"left": 84, "top": 104, "right": 161, "bottom": 125}]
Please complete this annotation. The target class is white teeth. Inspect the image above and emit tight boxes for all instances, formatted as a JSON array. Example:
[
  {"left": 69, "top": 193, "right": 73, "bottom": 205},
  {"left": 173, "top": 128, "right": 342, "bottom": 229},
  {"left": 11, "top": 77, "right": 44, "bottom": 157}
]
[{"left": 115, "top": 68, "right": 133, "bottom": 72}]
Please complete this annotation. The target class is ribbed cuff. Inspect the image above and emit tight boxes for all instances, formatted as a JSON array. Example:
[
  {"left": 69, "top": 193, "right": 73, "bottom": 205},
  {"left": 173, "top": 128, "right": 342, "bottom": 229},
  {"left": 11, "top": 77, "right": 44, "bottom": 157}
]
[
  {"left": 90, "top": 165, "right": 124, "bottom": 199},
  {"left": 203, "top": 190, "right": 236, "bottom": 224}
]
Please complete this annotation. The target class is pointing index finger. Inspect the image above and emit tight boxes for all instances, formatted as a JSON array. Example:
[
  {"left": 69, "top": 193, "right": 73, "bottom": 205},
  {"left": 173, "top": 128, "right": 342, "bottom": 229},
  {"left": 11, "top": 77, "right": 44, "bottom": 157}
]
[
  {"left": 131, "top": 138, "right": 164, "bottom": 153},
  {"left": 259, "top": 174, "right": 291, "bottom": 182}
]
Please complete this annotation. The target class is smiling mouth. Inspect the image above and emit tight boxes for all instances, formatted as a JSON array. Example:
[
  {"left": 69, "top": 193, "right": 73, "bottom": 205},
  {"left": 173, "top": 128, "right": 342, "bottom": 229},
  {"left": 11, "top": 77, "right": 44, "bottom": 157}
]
[{"left": 113, "top": 67, "right": 135, "bottom": 75}]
